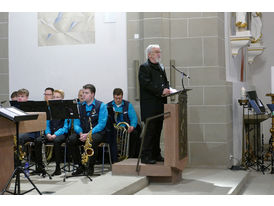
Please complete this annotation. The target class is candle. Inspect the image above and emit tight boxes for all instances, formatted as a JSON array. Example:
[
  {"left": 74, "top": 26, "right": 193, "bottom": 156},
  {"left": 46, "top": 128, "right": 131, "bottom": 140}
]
[
  {"left": 272, "top": 66, "right": 274, "bottom": 94},
  {"left": 241, "top": 87, "right": 246, "bottom": 99}
]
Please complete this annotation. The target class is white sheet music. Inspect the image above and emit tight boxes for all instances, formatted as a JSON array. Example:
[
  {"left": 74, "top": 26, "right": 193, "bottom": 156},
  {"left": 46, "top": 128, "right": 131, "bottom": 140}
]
[
  {"left": 0, "top": 107, "right": 16, "bottom": 118},
  {"left": 0, "top": 107, "right": 27, "bottom": 119},
  {"left": 170, "top": 87, "right": 178, "bottom": 94},
  {"left": 7, "top": 107, "right": 26, "bottom": 116}
]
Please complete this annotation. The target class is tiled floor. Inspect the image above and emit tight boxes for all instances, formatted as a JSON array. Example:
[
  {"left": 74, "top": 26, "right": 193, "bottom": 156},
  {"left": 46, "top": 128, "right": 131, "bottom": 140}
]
[
  {"left": 3, "top": 163, "right": 274, "bottom": 195},
  {"left": 239, "top": 170, "right": 274, "bottom": 195}
]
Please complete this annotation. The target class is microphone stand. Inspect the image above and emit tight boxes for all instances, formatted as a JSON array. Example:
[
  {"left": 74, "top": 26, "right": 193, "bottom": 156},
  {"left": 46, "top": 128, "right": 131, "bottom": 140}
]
[{"left": 171, "top": 65, "right": 190, "bottom": 90}]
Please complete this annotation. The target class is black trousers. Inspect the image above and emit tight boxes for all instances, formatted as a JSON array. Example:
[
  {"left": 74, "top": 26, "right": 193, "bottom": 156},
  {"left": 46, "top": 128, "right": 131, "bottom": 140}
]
[
  {"left": 35, "top": 134, "right": 66, "bottom": 166},
  {"left": 106, "top": 130, "right": 118, "bottom": 163},
  {"left": 68, "top": 132, "right": 105, "bottom": 166},
  {"left": 129, "top": 129, "right": 141, "bottom": 158},
  {"left": 141, "top": 118, "right": 163, "bottom": 159}
]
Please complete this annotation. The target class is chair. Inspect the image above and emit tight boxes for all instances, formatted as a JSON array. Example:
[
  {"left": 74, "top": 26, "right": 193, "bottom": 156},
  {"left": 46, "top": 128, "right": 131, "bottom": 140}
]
[
  {"left": 43, "top": 138, "right": 74, "bottom": 173},
  {"left": 98, "top": 142, "right": 112, "bottom": 174}
]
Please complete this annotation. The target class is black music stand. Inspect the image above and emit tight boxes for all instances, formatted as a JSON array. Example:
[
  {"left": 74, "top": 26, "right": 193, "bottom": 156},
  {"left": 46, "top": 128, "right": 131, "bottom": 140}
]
[
  {"left": 47, "top": 99, "right": 83, "bottom": 181},
  {"left": 11, "top": 101, "right": 53, "bottom": 178},
  {"left": 0, "top": 107, "right": 42, "bottom": 195},
  {"left": 10, "top": 100, "right": 51, "bottom": 120},
  {"left": 249, "top": 100, "right": 268, "bottom": 174},
  {"left": 48, "top": 99, "right": 79, "bottom": 120}
]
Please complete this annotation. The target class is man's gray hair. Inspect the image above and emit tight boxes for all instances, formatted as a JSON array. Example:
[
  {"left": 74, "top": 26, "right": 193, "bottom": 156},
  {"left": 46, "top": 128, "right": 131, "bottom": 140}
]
[{"left": 145, "top": 44, "right": 160, "bottom": 58}]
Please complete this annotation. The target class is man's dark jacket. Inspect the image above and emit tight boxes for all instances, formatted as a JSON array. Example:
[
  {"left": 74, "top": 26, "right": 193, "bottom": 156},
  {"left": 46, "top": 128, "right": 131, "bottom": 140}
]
[{"left": 138, "top": 59, "right": 169, "bottom": 121}]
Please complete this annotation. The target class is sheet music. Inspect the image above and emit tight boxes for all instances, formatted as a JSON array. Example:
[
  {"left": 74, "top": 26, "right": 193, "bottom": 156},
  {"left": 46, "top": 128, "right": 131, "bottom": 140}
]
[
  {"left": 0, "top": 107, "right": 17, "bottom": 118},
  {"left": 7, "top": 107, "right": 26, "bottom": 116},
  {"left": 170, "top": 87, "right": 178, "bottom": 94}
]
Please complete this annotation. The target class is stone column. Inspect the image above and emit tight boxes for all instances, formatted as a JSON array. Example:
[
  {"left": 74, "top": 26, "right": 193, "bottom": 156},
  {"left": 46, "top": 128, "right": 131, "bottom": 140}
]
[{"left": 0, "top": 12, "right": 9, "bottom": 106}]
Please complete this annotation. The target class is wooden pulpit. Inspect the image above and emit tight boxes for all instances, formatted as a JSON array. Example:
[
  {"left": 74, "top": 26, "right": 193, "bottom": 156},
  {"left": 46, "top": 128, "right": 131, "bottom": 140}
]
[
  {"left": 0, "top": 112, "right": 46, "bottom": 192},
  {"left": 112, "top": 90, "right": 190, "bottom": 183}
]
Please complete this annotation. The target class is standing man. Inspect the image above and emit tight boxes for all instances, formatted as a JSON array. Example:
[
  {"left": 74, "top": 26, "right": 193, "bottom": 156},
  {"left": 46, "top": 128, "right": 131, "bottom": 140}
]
[
  {"left": 68, "top": 84, "right": 108, "bottom": 176},
  {"left": 138, "top": 44, "right": 170, "bottom": 164},
  {"left": 107, "top": 88, "right": 140, "bottom": 162}
]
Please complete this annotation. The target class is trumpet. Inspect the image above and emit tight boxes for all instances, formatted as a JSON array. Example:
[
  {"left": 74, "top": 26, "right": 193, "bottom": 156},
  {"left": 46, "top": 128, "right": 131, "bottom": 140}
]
[{"left": 81, "top": 118, "right": 94, "bottom": 166}]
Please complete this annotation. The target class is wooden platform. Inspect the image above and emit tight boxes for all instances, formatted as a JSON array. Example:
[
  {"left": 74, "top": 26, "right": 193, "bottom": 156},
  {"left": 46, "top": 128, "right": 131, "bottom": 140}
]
[{"left": 112, "top": 158, "right": 188, "bottom": 183}]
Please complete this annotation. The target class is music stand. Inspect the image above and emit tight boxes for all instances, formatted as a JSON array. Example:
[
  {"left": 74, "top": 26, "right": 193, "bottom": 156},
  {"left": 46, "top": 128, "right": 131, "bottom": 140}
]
[
  {"left": 10, "top": 101, "right": 51, "bottom": 120},
  {"left": 249, "top": 99, "right": 263, "bottom": 115},
  {"left": 47, "top": 99, "right": 85, "bottom": 181},
  {"left": 48, "top": 99, "right": 79, "bottom": 120},
  {"left": 0, "top": 107, "right": 42, "bottom": 195},
  {"left": 11, "top": 101, "right": 53, "bottom": 178},
  {"left": 249, "top": 100, "right": 268, "bottom": 174}
]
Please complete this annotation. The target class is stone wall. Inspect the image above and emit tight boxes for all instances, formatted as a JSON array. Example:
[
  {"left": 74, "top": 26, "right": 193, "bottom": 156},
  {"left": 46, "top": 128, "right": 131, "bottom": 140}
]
[{"left": 127, "top": 12, "right": 233, "bottom": 168}]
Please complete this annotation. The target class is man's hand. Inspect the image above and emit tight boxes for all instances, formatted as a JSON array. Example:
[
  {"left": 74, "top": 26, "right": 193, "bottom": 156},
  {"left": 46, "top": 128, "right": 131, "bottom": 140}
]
[
  {"left": 128, "top": 126, "right": 134, "bottom": 133},
  {"left": 47, "top": 134, "right": 53, "bottom": 141},
  {"left": 79, "top": 133, "right": 88, "bottom": 142},
  {"left": 162, "top": 88, "right": 171, "bottom": 96},
  {"left": 51, "top": 134, "right": 57, "bottom": 140}
]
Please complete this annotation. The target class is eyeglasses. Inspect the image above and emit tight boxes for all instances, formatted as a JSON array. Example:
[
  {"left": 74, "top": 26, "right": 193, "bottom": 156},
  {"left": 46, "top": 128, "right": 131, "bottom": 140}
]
[{"left": 44, "top": 93, "right": 53, "bottom": 96}]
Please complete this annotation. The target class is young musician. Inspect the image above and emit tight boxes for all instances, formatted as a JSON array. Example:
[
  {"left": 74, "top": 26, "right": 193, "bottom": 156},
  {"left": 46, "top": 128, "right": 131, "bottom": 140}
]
[
  {"left": 68, "top": 84, "right": 108, "bottom": 176},
  {"left": 10, "top": 91, "right": 18, "bottom": 101},
  {"left": 106, "top": 88, "right": 141, "bottom": 162},
  {"left": 33, "top": 90, "right": 70, "bottom": 176},
  {"left": 17, "top": 89, "right": 40, "bottom": 149}
]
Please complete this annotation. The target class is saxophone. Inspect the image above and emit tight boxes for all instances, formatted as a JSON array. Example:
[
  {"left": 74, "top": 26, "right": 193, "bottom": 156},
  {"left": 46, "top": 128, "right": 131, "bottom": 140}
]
[
  {"left": 14, "top": 135, "right": 26, "bottom": 161},
  {"left": 81, "top": 118, "right": 94, "bottom": 166}
]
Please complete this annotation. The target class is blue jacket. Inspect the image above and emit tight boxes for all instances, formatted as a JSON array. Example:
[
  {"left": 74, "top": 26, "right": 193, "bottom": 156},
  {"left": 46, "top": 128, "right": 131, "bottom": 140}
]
[
  {"left": 108, "top": 100, "right": 137, "bottom": 128},
  {"left": 45, "top": 119, "right": 70, "bottom": 136},
  {"left": 74, "top": 99, "right": 108, "bottom": 135}
]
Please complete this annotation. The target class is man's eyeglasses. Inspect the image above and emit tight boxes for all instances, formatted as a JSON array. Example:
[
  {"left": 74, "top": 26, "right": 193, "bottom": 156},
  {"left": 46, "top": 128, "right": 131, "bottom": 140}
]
[{"left": 44, "top": 93, "right": 53, "bottom": 96}]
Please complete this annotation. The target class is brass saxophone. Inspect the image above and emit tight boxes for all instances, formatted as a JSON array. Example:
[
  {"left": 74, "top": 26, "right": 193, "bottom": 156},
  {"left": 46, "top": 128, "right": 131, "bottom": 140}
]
[
  {"left": 14, "top": 135, "right": 26, "bottom": 161},
  {"left": 81, "top": 118, "right": 94, "bottom": 166}
]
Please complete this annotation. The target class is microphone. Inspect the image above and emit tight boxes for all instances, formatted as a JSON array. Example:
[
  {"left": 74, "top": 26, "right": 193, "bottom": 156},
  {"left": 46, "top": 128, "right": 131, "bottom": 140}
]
[{"left": 171, "top": 65, "right": 190, "bottom": 79}]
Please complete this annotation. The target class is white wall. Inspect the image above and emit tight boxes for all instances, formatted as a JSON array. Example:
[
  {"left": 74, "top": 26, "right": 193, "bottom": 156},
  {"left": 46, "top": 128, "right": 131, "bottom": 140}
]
[
  {"left": 225, "top": 12, "right": 255, "bottom": 165},
  {"left": 225, "top": 12, "right": 273, "bottom": 165},
  {"left": 9, "top": 12, "right": 127, "bottom": 103},
  {"left": 249, "top": 12, "right": 274, "bottom": 141}
]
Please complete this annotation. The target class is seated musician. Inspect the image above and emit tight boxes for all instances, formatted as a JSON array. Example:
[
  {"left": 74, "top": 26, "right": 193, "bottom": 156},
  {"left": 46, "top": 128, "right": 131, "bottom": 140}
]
[
  {"left": 107, "top": 88, "right": 141, "bottom": 162},
  {"left": 17, "top": 89, "right": 40, "bottom": 152},
  {"left": 68, "top": 84, "right": 108, "bottom": 176},
  {"left": 78, "top": 88, "right": 85, "bottom": 104},
  {"left": 33, "top": 89, "right": 70, "bottom": 176},
  {"left": 44, "top": 87, "right": 54, "bottom": 101},
  {"left": 10, "top": 91, "right": 18, "bottom": 101}
]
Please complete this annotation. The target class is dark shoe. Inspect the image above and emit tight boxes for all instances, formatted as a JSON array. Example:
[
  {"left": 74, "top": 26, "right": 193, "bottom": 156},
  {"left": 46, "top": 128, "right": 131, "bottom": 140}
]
[
  {"left": 51, "top": 167, "right": 61, "bottom": 176},
  {"left": 30, "top": 165, "right": 46, "bottom": 175},
  {"left": 87, "top": 164, "right": 94, "bottom": 176},
  {"left": 155, "top": 155, "right": 164, "bottom": 162},
  {"left": 72, "top": 165, "right": 84, "bottom": 176},
  {"left": 141, "top": 156, "right": 156, "bottom": 164}
]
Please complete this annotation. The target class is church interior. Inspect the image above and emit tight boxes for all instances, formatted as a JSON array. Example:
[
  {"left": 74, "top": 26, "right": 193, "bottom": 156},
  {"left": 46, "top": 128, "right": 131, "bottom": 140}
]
[{"left": 0, "top": 2, "right": 274, "bottom": 201}]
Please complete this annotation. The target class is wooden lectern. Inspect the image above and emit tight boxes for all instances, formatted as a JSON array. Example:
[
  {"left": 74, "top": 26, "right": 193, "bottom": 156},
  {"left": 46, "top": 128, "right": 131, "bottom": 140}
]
[
  {"left": 112, "top": 89, "right": 190, "bottom": 183},
  {"left": 0, "top": 111, "right": 46, "bottom": 193}
]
